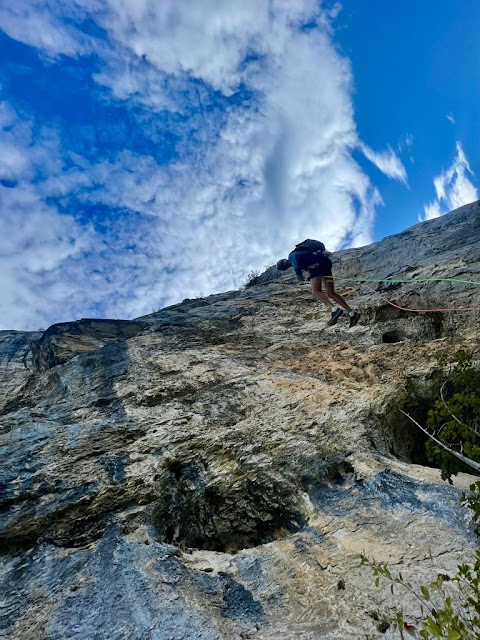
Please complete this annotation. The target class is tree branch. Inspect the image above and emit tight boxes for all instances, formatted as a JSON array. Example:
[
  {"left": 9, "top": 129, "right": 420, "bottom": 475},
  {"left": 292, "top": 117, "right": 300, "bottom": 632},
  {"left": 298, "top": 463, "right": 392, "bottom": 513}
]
[{"left": 399, "top": 410, "right": 480, "bottom": 474}]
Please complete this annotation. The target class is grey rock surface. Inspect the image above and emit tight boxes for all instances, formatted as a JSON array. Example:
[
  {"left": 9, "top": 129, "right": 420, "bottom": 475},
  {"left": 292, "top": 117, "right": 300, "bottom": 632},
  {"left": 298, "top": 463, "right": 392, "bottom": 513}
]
[{"left": 1, "top": 200, "right": 480, "bottom": 639}]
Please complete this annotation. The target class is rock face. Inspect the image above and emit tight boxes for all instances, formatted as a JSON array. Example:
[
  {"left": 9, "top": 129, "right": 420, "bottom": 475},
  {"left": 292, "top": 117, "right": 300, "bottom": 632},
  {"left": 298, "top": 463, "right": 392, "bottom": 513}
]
[{"left": 1, "top": 201, "right": 480, "bottom": 640}]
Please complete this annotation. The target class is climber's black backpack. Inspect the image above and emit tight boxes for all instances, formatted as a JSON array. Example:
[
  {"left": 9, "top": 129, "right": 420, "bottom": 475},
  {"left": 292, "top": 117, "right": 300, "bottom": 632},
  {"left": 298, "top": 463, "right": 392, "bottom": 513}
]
[
  {"left": 294, "top": 239, "right": 326, "bottom": 253},
  {"left": 292, "top": 239, "right": 326, "bottom": 265}
]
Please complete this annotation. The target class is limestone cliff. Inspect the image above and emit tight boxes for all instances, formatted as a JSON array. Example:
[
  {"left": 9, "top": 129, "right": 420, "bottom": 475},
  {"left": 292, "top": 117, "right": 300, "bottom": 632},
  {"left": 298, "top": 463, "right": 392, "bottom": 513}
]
[{"left": 1, "top": 201, "right": 480, "bottom": 640}]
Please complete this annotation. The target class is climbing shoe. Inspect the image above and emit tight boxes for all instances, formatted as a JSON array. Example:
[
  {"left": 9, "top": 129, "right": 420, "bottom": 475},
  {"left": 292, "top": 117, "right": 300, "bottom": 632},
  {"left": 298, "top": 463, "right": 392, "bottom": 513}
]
[
  {"left": 348, "top": 312, "right": 360, "bottom": 328},
  {"left": 327, "top": 309, "right": 344, "bottom": 326}
]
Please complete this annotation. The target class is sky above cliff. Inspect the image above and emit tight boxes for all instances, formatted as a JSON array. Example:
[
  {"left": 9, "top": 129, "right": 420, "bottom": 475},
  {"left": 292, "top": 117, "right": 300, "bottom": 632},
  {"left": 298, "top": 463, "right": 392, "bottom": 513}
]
[{"left": 1, "top": 1, "right": 479, "bottom": 330}]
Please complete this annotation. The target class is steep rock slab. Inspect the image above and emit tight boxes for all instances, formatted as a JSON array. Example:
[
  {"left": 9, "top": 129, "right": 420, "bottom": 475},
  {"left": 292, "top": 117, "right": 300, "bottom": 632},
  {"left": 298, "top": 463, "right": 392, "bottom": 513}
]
[
  {"left": 0, "top": 330, "right": 42, "bottom": 414},
  {"left": 1, "top": 202, "right": 480, "bottom": 639}
]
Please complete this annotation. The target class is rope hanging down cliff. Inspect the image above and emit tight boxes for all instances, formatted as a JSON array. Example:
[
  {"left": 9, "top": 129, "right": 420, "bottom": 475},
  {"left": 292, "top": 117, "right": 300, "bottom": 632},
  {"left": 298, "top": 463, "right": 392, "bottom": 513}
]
[{"left": 333, "top": 275, "right": 480, "bottom": 313}]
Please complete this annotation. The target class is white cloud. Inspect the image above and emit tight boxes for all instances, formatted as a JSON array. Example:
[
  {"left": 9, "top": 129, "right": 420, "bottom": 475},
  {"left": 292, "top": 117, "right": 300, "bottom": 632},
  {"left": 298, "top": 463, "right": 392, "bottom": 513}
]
[
  {"left": 422, "top": 200, "right": 441, "bottom": 221},
  {"left": 0, "top": 1, "right": 408, "bottom": 330},
  {"left": 0, "top": 110, "right": 94, "bottom": 328},
  {"left": 422, "top": 141, "right": 478, "bottom": 221},
  {"left": 446, "top": 113, "right": 455, "bottom": 125},
  {"left": 0, "top": 1, "right": 96, "bottom": 58},
  {"left": 397, "top": 132, "right": 413, "bottom": 154},
  {"left": 360, "top": 142, "right": 407, "bottom": 183}
]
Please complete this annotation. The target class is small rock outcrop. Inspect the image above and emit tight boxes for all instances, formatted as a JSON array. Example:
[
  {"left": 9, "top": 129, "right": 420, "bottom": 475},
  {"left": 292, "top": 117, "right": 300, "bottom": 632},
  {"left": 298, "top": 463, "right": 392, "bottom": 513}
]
[{"left": 1, "top": 201, "right": 480, "bottom": 639}]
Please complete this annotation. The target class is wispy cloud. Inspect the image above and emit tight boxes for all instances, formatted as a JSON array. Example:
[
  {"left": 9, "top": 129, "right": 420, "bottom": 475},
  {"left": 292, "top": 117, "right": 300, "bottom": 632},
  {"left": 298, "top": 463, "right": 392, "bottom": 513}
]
[
  {"left": 446, "top": 113, "right": 455, "bottom": 125},
  {"left": 1, "top": 1, "right": 407, "bottom": 330},
  {"left": 422, "top": 141, "right": 478, "bottom": 221},
  {"left": 397, "top": 133, "right": 413, "bottom": 153},
  {"left": 360, "top": 142, "right": 407, "bottom": 183}
]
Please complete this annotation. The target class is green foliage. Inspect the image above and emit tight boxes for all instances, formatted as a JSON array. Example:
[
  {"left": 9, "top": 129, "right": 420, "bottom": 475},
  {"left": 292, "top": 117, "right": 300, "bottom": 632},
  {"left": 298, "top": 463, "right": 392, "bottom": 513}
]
[
  {"left": 461, "top": 481, "right": 480, "bottom": 540},
  {"left": 363, "top": 353, "right": 480, "bottom": 636},
  {"left": 361, "top": 482, "right": 480, "bottom": 639},
  {"left": 360, "top": 550, "right": 479, "bottom": 638},
  {"left": 243, "top": 269, "right": 261, "bottom": 288},
  {"left": 426, "top": 350, "right": 480, "bottom": 482}
]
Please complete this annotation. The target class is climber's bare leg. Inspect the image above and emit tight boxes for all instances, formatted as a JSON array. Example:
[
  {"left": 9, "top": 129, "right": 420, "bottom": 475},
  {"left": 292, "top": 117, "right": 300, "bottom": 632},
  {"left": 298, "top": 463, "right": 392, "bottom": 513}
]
[
  {"left": 310, "top": 276, "right": 335, "bottom": 309},
  {"left": 324, "top": 277, "right": 352, "bottom": 312}
]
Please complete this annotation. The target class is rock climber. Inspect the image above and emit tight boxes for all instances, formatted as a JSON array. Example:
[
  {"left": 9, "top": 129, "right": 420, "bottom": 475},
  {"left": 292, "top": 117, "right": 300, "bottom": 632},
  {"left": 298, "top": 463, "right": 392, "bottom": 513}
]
[{"left": 276, "top": 239, "right": 360, "bottom": 328}]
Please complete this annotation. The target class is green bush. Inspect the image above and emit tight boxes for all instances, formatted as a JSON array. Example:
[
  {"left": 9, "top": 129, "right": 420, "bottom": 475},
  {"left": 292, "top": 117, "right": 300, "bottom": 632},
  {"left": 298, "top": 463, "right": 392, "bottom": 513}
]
[
  {"left": 462, "top": 480, "right": 480, "bottom": 538},
  {"left": 425, "top": 351, "right": 480, "bottom": 482}
]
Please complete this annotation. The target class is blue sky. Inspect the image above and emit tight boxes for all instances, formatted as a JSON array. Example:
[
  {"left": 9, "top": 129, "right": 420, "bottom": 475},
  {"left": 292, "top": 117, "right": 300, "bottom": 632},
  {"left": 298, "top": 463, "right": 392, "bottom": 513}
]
[
  {"left": 336, "top": 0, "right": 480, "bottom": 239},
  {"left": 0, "top": 1, "right": 478, "bottom": 330}
]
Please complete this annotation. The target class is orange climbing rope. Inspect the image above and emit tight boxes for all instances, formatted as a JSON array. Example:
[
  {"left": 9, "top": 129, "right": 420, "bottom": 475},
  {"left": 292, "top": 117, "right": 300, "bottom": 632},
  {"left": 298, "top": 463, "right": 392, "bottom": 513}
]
[
  {"left": 383, "top": 299, "right": 480, "bottom": 314},
  {"left": 332, "top": 275, "right": 480, "bottom": 314}
]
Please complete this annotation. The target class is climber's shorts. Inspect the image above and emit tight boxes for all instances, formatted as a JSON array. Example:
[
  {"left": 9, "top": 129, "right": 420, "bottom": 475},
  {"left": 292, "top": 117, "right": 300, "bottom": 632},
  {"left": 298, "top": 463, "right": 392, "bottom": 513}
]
[{"left": 308, "top": 256, "right": 332, "bottom": 279}]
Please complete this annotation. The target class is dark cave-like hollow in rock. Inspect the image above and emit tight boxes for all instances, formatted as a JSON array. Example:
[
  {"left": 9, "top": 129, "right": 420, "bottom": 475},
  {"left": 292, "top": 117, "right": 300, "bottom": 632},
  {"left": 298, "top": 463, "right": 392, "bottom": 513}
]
[
  {"left": 382, "top": 329, "right": 408, "bottom": 344},
  {"left": 369, "top": 376, "right": 446, "bottom": 468},
  {"left": 152, "top": 458, "right": 306, "bottom": 554}
]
